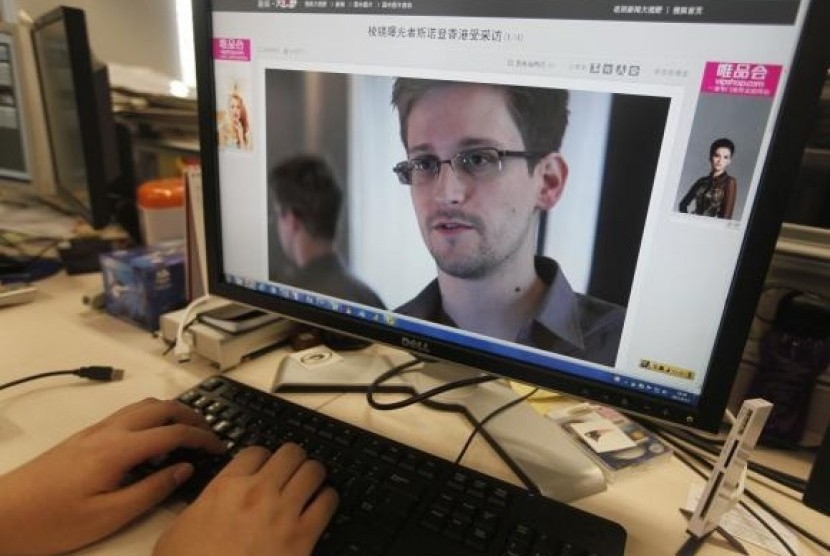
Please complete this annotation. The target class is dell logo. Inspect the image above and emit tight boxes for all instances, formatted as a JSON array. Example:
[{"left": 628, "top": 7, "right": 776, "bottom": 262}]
[{"left": 401, "top": 337, "right": 431, "bottom": 354}]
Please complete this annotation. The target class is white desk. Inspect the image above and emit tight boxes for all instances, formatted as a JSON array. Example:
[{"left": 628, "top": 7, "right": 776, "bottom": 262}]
[{"left": 1, "top": 272, "right": 828, "bottom": 555}]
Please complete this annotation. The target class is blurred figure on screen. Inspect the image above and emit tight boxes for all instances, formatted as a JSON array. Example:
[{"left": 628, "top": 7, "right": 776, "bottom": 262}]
[
  {"left": 218, "top": 90, "right": 252, "bottom": 149},
  {"left": 678, "top": 137, "right": 737, "bottom": 219},
  {"left": 390, "top": 78, "right": 624, "bottom": 366},
  {"left": 269, "top": 154, "right": 384, "bottom": 308}
]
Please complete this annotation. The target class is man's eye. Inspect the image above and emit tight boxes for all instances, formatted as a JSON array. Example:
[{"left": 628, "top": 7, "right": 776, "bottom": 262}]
[
  {"left": 461, "top": 150, "right": 498, "bottom": 168},
  {"left": 412, "top": 158, "right": 439, "bottom": 172}
]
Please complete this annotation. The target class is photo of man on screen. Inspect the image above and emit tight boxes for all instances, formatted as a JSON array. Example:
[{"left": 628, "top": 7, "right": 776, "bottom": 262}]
[
  {"left": 269, "top": 154, "right": 385, "bottom": 308},
  {"left": 390, "top": 78, "right": 624, "bottom": 366}
]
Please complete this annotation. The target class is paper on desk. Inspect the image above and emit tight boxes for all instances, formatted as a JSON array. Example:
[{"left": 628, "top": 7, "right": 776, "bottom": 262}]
[
  {"left": 0, "top": 199, "right": 79, "bottom": 238},
  {"left": 685, "top": 484, "right": 799, "bottom": 556},
  {"left": 509, "top": 381, "right": 560, "bottom": 415},
  {"left": 108, "top": 63, "right": 195, "bottom": 100}
]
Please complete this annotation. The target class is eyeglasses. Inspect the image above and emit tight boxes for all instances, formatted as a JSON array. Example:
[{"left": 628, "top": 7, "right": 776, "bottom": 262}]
[{"left": 392, "top": 147, "right": 547, "bottom": 186}]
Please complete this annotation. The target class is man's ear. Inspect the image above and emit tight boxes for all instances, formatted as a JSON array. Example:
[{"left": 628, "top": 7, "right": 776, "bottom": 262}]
[
  {"left": 536, "top": 153, "right": 568, "bottom": 210},
  {"left": 282, "top": 209, "right": 303, "bottom": 232}
]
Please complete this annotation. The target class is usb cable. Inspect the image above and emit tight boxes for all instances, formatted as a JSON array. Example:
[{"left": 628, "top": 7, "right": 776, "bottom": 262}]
[
  {"left": 174, "top": 295, "right": 213, "bottom": 362},
  {"left": 0, "top": 366, "right": 125, "bottom": 392}
]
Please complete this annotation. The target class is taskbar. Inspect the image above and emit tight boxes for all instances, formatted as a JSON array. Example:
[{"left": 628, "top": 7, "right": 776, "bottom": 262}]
[{"left": 227, "top": 273, "right": 699, "bottom": 406}]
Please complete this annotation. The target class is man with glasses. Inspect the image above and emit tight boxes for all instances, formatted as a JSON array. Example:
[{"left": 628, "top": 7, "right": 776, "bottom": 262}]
[{"left": 391, "top": 78, "right": 624, "bottom": 366}]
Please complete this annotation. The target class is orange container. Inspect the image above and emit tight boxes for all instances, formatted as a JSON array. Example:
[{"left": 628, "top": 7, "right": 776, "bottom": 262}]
[{"left": 137, "top": 177, "right": 185, "bottom": 246}]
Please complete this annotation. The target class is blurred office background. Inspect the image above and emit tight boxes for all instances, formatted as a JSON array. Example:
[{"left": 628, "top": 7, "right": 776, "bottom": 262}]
[{"left": 3, "top": 0, "right": 188, "bottom": 84}]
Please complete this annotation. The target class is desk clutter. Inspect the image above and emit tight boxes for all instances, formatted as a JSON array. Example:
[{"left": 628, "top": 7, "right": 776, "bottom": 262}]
[
  {"left": 1, "top": 270, "right": 828, "bottom": 555},
  {"left": 159, "top": 303, "right": 297, "bottom": 371},
  {"left": 0, "top": 281, "right": 37, "bottom": 307},
  {"left": 548, "top": 404, "right": 672, "bottom": 481},
  {"left": 100, "top": 242, "right": 187, "bottom": 331}
]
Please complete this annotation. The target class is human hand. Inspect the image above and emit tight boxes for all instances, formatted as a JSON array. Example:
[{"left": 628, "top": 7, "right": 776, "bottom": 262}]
[
  {"left": 0, "top": 398, "right": 225, "bottom": 555},
  {"left": 153, "top": 443, "right": 339, "bottom": 556},
  {"left": 233, "top": 120, "right": 245, "bottom": 142}
]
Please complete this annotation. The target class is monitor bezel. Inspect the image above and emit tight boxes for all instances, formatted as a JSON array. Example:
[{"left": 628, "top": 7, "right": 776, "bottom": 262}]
[
  {"left": 31, "top": 6, "right": 119, "bottom": 230},
  {"left": 193, "top": 0, "right": 830, "bottom": 432}
]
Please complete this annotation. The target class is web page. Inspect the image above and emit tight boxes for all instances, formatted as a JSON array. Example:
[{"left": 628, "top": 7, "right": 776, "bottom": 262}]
[{"left": 209, "top": 0, "right": 808, "bottom": 405}]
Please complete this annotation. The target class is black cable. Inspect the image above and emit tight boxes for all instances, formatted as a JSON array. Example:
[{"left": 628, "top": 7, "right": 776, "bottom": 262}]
[
  {"left": 668, "top": 441, "right": 799, "bottom": 556},
  {"left": 743, "top": 488, "right": 830, "bottom": 553},
  {"left": 658, "top": 430, "right": 828, "bottom": 554},
  {"left": 637, "top": 417, "right": 809, "bottom": 493},
  {"left": 455, "top": 388, "right": 538, "bottom": 465},
  {"left": 458, "top": 404, "right": 542, "bottom": 495},
  {"left": 659, "top": 433, "right": 794, "bottom": 556},
  {"left": 656, "top": 425, "right": 808, "bottom": 492},
  {"left": 365, "top": 357, "right": 497, "bottom": 411},
  {"left": 361, "top": 357, "right": 540, "bottom": 492},
  {"left": 0, "top": 366, "right": 125, "bottom": 392},
  {"left": 739, "top": 496, "right": 798, "bottom": 556}
]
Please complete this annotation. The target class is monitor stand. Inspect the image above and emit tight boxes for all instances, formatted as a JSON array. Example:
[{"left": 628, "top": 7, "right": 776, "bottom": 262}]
[{"left": 271, "top": 345, "right": 607, "bottom": 503}]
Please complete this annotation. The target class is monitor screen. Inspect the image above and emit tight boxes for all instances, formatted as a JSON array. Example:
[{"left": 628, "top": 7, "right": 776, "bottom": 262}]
[
  {"left": 193, "top": 0, "right": 828, "bottom": 432},
  {"left": 31, "top": 6, "right": 122, "bottom": 230},
  {"left": 0, "top": 28, "right": 30, "bottom": 182},
  {"left": 0, "top": 21, "right": 59, "bottom": 203}
]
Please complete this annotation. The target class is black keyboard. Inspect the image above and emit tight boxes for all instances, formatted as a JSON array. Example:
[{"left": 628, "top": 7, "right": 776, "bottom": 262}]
[{"left": 156, "top": 375, "right": 627, "bottom": 556}]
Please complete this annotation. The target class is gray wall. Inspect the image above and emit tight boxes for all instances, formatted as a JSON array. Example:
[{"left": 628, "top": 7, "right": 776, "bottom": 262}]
[{"left": 14, "top": 0, "right": 180, "bottom": 79}]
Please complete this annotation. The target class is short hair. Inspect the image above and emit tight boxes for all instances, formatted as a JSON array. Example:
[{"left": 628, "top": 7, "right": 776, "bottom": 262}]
[
  {"left": 269, "top": 155, "right": 341, "bottom": 241},
  {"left": 709, "top": 138, "right": 735, "bottom": 157},
  {"left": 391, "top": 78, "right": 569, "bottom": 162}
]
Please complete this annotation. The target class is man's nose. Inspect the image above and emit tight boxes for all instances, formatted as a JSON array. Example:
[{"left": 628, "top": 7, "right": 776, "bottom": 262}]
[{"left": 433, "top": 162, "right": 469, "bottom": 205}]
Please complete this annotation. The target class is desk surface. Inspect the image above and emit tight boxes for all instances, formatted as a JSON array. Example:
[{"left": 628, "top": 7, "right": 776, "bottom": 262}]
[{"left": 1, "top": 272, "right": 828, "bottom": 556}]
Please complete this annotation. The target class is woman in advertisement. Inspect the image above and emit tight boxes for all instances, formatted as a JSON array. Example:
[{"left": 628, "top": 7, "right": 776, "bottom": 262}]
[
  {"left": 678, "top": 138, "right": 737, "bottom": 219},
  {"left": 218, "top": 89, "right": 252, "bottom": 150}
]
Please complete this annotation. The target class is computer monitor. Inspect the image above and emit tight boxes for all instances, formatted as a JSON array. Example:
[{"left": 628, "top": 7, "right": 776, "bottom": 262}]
[
  {"left": 30, "top": 6, "right": 126, "bottom": 230},
  {"left": 192, "top": 0, "right": 828, "bottom": 496},
  {"left": 0, "top": 20, "right": 57, "bottom": 199}
]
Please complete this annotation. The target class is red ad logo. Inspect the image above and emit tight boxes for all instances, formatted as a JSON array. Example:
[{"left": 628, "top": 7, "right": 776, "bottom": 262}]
[
  {"left": 213, "top": 38, "right": 251, "bottom": 62},
  {"left": 700, "top": 62, "right": 782, "bottom": 97}
]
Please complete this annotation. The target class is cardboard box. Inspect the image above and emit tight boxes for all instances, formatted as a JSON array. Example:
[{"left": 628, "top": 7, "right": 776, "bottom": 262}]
[{"left": 100, "top": 243, "right": 187, "bottom": 331}]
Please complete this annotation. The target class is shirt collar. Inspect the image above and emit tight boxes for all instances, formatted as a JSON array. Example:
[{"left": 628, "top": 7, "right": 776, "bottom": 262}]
[
  {"left": 525, "top": 257, "right": 586, "bottom": 351},
  {"left": 409, "top": 256, "right": 586, "bottom": 351}
]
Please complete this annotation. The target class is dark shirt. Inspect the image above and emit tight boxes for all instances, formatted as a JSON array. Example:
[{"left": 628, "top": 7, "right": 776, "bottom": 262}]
[
  {"left": 291, "top": 253, "right": 385, "bottom": 309},
  {"left": 395, "top": 256, "right": 625, "bottom": 366},
  {"left": 678, "top": 172, "right": 737, "bottom": 219}
]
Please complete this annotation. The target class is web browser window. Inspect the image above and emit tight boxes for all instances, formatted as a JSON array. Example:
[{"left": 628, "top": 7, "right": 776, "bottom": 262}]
[{"left": 207, "top": 0, "right": 810, "bottom": 406}]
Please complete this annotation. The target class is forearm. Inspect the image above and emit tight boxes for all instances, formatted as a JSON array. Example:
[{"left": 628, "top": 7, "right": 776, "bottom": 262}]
[
  {"left": 0, "top": 400, "right": 224, "bottom": 556},
  {"left": 0, "top": 469, "right": 54, "bottom": 556}
]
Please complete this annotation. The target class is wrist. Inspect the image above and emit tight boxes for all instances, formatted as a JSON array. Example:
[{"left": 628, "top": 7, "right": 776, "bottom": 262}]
[{"left": 0, "top": 473, "right": 37, "bottom": 555}]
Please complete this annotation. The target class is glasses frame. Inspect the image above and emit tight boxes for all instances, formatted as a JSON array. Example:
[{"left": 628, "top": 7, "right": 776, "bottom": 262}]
[{"left": 392, "top": 147, "right": 549, "bottom": 186}]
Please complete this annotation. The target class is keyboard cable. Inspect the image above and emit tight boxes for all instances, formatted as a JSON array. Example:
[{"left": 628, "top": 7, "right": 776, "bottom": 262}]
[
  {"left": 454, "top": 387, "right": 539, "bottom": 466},
  {"left": 365, "top": 356, "right": 498, "bottom": 411},
  {"left": 365, "top": 357, "right": 542, "bottom": 494}
]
